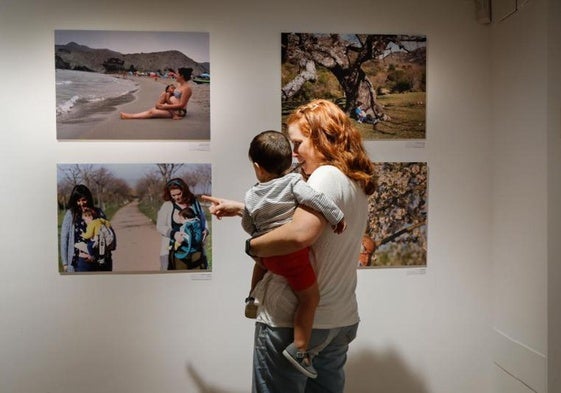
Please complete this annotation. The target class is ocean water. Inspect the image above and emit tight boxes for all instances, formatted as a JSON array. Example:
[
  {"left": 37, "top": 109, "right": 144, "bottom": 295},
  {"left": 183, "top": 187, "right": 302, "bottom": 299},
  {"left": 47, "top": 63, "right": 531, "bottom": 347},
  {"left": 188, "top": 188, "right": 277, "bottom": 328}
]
[{"left": 56, "top": 69, "right": 137, "bottom": 123}]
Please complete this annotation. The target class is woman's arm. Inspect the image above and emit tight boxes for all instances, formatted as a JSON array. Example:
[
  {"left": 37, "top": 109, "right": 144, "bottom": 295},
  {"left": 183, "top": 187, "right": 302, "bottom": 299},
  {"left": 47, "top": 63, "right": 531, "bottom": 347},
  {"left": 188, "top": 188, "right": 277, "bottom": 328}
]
[
  {"left": 60, "top": 210, "right": 73, "bottom": 267},
  {"left": 156, "top": 201, "right": 173, "bottom": 238},
  {"left": 156, "top": 86, "right": 192, "bottom": 110},
  {"left": 249, "top": 206, "right": 327, "bottom": 258}
]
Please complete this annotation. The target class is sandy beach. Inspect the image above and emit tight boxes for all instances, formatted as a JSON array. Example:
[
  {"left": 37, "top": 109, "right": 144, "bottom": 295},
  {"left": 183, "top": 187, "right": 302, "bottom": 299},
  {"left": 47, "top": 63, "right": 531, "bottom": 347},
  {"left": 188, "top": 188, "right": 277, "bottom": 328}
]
[{"left": 57, "top": 75, "right": 210, "bottom": 140}]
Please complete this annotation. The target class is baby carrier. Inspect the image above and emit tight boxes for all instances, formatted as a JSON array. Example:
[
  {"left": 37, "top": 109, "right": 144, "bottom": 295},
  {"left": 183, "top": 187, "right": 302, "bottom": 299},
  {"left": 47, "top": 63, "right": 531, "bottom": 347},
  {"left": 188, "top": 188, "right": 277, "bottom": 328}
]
[
  {"left": 93, "top": 223, "right": 116, "bottom": 265},
  {"left": 168, "top": 199, "right": 207, "bottom": 270}
]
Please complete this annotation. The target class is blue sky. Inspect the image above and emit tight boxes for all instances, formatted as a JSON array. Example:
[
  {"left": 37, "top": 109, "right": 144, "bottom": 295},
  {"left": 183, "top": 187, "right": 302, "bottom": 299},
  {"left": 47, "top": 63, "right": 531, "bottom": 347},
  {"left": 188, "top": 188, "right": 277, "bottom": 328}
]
[{"left": 55, "top": 30, "right": 209, "bottom": 63}]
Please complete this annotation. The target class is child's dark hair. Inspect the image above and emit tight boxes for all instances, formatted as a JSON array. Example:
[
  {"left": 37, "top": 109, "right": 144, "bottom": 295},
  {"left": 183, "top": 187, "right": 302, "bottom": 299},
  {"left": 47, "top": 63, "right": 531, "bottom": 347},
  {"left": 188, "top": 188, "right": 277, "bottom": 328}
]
[
  {"left": 248, "top": 130, "right": 292, "bottom": 176},
  {"left": 178, "top": 207, "right": 196, "bottom": 220},
  {"left": 165, "top": 84, "right": 175, "bottom": 93}
]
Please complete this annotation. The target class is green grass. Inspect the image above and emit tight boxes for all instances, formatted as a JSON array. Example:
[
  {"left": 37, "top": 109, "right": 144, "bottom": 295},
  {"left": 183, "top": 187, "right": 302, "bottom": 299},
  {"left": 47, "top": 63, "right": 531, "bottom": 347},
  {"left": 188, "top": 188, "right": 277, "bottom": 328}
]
[{"left": 356, "top": 92, "right": 426, "bottom": 140}]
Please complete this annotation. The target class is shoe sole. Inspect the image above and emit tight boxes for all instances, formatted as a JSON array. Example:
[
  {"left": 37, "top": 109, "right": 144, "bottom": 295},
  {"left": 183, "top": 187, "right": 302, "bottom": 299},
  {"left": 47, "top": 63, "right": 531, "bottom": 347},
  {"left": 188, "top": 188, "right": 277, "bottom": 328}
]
[{"left": 282, "top": 349, "right": 317, "bottom": 379}]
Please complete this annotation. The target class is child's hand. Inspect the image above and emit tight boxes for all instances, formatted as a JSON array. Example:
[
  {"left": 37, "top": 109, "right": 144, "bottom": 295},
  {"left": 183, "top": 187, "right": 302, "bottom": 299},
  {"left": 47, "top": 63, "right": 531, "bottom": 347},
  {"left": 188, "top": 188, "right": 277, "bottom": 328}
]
[
  {"left": 174, "top": 232, "right": 185, "bottom": 242},
  {"left": 333, "top": 219, "right": 347, "bottom": 234}
]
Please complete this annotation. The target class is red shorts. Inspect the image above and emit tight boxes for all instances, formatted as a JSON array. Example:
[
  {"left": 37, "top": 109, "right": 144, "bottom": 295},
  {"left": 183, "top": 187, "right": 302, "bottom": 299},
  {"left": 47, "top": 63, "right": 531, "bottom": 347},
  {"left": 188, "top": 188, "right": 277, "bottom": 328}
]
[{"left": 261, "top": 247, "right": 316, "bottom": 291}]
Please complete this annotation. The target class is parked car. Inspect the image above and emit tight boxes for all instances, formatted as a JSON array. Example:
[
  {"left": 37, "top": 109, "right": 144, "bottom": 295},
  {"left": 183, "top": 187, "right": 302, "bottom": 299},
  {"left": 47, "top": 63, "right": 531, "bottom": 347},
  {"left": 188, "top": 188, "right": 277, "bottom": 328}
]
[{"left": 193, "top": 73, "right": 210, "bottom": 84}]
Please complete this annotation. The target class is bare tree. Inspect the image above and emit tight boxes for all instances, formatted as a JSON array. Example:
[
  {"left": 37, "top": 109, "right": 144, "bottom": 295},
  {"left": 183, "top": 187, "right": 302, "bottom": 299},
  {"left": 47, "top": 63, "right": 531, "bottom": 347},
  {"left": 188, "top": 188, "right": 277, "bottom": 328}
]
[
  {"left": 282, "top": 33, "right": 425, "bottom": 124},
  {"left": 181, "top": 164, "right": 212, "bottom": 196},
  {"left": 136, "top": 172, "right": 162, "bottom": 204},
  {"left": 88, "top": 167, "right": 115, "bottom": 210},
  {"left": 156, "top": 164, "right": 184, "bottom": 183}
]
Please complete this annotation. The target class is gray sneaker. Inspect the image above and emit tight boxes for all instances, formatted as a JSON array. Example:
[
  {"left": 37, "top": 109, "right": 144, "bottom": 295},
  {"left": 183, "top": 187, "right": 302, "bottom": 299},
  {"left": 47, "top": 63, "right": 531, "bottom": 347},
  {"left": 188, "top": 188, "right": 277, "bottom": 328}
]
[{"left": 282, "top": 343, "right": 317, "bottom": 379}]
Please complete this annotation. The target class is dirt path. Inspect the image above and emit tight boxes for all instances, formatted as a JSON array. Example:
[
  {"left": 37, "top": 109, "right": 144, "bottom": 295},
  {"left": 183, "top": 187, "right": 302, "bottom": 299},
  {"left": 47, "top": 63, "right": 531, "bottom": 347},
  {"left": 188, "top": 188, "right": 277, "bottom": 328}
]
[{"left": 111, "top": 200, "right": 161, "bottom": 272}]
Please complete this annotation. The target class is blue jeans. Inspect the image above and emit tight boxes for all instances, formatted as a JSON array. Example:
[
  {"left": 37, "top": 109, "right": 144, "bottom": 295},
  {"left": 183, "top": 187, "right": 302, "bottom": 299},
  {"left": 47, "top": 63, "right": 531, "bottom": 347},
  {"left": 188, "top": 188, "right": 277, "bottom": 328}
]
[
  {"left": 252, "top": 321, "right": 358, "bottom": 393},
  {"left": 74, "top": 257, "right": 98, "bottom": 272}
]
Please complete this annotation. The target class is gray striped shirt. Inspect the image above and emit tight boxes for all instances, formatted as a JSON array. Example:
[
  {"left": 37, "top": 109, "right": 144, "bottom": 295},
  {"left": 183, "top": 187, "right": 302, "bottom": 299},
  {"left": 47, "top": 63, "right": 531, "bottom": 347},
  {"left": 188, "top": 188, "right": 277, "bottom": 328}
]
[{"left": 242, "top": 172, "right": 344, "bottom": 237}]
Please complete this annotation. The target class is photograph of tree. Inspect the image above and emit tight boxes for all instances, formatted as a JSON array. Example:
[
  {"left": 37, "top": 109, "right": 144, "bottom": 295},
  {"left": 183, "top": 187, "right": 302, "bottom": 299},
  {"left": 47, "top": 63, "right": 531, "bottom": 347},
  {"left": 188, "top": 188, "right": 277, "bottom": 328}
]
[
  {"left": 57, "top": 163, "right": 212, "bottom": 274},
  {"left": 282, "top": 33, "right": 426, "bottom": 140},
  {"left": 55, "top": 30, "right": 210, "bottom": 140},
  {"left": 360, "top": 162, "right": 428, "bottom": 268}
]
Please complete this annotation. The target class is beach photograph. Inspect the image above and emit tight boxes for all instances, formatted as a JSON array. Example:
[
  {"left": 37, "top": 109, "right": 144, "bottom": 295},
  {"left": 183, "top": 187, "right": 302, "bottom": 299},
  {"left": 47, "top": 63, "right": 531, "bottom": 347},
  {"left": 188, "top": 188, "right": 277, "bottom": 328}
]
[
  {"left": 359, "top": 162, "right": 428, "bottom": 268},
  {"left": 282, "top": 33, "right": 426, "bottom": 140},
  {"left": 57, "top": 163, "right": 212, "bottom": 274},
  {"left": 55, "top": 30, "right": 210, "bottom": 140}
]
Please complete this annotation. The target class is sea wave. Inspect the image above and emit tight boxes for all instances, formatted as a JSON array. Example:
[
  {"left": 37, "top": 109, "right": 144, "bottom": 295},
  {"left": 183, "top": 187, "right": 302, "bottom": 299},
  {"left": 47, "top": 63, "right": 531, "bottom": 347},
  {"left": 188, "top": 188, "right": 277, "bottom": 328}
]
[
  {"left": 56, "top": 95, "right": 80, "bottom": 115},
  {"left": 55, "top": 70, "right": 138, "bottom": 118}
]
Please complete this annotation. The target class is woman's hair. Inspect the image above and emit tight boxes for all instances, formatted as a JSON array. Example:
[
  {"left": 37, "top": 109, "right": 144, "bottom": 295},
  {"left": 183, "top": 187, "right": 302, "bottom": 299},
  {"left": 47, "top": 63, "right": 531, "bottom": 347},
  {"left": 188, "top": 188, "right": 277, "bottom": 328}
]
[
  {"left": 68, "top": 184, "right": 94, "bottom": 222},
  {"left": 163, "top": 177, "right": 195, "bottom": 204},
  {"left": 177, "top": 67, "right": 193, "bottom": 81},
  {"left": 286, "top": 99, "right": 376, "bottom": 195},
  {"left": 248, "top": 130, "right": 293, "bottom": 176}
]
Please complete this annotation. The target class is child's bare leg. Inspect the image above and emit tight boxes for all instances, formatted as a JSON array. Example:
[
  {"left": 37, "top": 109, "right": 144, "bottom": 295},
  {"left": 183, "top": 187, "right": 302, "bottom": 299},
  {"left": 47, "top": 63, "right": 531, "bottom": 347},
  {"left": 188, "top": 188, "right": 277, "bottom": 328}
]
[
  {"left": 250, "top": 259, "right": 267, "bottom": 294},
  {"left": 245, "top": 259, "right": 266, "bottom": 319},
  {"left": 292, "top": 281, "right": 320, "bottom": 352}
]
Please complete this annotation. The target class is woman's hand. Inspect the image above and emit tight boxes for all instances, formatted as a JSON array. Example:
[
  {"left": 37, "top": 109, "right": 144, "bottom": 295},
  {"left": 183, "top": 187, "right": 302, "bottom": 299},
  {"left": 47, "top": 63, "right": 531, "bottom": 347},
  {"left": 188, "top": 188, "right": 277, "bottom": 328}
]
[
  {"left": 201, "top": 195, "right": 244, "bottom": 219},
  {"left": 78, "top": 251, "right": 95, "bottom": 262}
]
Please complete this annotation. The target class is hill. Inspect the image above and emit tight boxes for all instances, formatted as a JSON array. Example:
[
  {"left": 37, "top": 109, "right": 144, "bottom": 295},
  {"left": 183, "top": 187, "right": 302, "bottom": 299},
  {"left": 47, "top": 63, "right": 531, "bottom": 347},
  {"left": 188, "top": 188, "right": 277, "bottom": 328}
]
[{"left": 55, "top": 42, "right": 208, "bottom": 75}]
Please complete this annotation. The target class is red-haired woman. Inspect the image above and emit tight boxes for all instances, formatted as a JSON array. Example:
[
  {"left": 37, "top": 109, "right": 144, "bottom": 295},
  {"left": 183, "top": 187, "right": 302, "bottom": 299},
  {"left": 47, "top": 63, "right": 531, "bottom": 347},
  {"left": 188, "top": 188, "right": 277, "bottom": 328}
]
[{"left": 203, "top": 99, "right": 375, "bottom": 392}]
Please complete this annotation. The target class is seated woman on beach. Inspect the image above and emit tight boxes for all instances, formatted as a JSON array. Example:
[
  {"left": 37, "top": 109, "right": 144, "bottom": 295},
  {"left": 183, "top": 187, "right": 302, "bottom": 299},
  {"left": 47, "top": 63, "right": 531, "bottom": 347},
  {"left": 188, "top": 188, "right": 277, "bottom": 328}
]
[{"left": 120, "top": 67, "right": 193, "bottom": 120}]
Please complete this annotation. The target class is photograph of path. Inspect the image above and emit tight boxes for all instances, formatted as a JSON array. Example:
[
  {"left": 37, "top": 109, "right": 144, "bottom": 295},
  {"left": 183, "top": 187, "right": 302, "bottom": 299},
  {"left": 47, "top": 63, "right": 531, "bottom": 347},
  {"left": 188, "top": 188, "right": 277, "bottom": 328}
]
[
  {"left": 57, "top": 163, "right": 212, "bottom": 274},
  {"left": 282, "top": 33, "right": 426, "bottom": 140},
  {"left": 55, "top": 30, "right": 210, "bottom": 140}
]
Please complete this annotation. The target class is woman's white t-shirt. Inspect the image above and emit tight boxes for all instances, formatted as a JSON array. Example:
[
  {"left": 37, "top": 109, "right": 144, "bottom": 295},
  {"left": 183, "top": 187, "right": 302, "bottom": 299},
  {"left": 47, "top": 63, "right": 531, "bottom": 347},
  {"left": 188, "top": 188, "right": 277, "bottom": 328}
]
[{"left": 254, "top": 165, "right": 368, "bottom": 329}]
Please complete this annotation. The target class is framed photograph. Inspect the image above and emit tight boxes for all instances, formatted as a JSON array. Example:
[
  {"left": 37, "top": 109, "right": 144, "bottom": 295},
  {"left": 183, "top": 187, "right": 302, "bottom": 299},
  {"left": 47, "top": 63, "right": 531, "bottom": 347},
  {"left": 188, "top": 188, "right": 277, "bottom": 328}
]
[
  {"left": 57, "top": 163, "right": 212, "bottom": 274},
  {"left": 55, "top": 30, "right": 210, "bottom": 141},
  {"left": 359, "top": 162, "right": 428, "bottom": 268},
  {"left": 282, "top": 33, "right": 426, "bottom": 140}
]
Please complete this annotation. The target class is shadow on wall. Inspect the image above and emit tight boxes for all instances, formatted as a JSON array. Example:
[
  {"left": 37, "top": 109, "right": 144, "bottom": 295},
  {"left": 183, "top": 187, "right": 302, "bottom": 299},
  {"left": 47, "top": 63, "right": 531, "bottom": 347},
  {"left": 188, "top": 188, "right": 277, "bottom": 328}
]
[
  {"left": 187, "top": 364, "right": 244, "bottom": 393},
  {"left": 187, "top": 346, "right": 428, "bottom": 393},
  {"left": 346, "top": 347, "right": 429, "bottom": 393}
]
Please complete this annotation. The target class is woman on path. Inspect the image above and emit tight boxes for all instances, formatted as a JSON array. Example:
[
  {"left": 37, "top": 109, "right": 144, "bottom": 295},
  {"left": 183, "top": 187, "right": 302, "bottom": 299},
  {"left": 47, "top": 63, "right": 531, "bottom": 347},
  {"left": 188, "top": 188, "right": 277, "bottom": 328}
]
[
  {"left": 60, "top": 184, "right": 114, "bottom": 272},
  {"left": 156, "top": 178, "right": 208, "bottom": 270}
]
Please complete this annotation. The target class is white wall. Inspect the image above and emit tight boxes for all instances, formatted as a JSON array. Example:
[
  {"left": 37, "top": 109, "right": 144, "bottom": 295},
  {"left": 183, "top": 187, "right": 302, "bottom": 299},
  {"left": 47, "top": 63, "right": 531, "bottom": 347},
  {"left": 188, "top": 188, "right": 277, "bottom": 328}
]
[
  {"left": 0, "top": 0, "right": 551, "bottom": 392},
  {"left": 547, "top": 0, "right": 561, "bottom": 391},
  {"left": 489, "top": 0, "right": 550, "bottom": 392}
]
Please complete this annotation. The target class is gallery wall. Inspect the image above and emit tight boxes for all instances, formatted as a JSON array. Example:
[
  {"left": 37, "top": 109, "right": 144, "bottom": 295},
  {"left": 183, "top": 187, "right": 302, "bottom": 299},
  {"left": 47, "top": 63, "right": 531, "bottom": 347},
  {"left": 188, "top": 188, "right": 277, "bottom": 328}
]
[
  {"left": 0, "top": 0, "right": 555, "bottom": 392},
  {"left": 547, "top": 0, "right": 561, "bottom": 391},
  {"left": 490, "top": 0, "right": 548, "bottom": 391}
]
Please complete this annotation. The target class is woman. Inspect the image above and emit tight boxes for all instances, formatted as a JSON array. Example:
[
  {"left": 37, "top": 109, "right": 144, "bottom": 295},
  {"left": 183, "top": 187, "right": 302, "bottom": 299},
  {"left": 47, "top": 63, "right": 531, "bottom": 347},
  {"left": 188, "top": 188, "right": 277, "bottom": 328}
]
[
  {"left": 120, "top": 67, "right": 193, "bottom": 120},
  {"left": 156, "top": 178, "right": 208, "bottom": 271},
  {"left": 60, "top": 184, "right": 114, "bottom": 272},
  {"left": 203, "top": 99, "right": 375, "bottom": 392}
]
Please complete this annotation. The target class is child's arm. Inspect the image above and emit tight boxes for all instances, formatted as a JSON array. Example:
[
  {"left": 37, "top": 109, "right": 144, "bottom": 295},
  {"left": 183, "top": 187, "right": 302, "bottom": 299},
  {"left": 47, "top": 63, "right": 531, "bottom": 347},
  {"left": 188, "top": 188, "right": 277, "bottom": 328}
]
[
  {"left": 81, "top": 223, "right": 95, "bottom": 240},
  {"left": 292, "top": 176, "right": 346, "bottom": 233}
]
